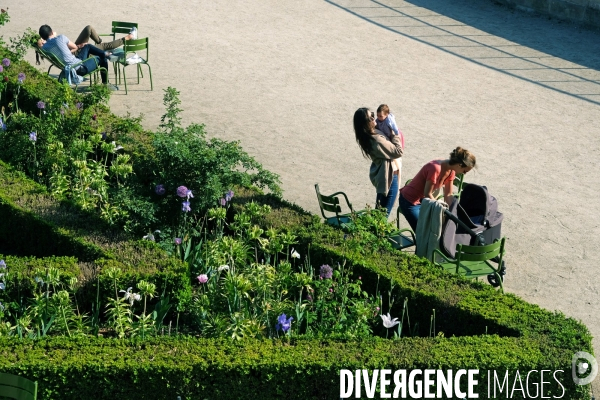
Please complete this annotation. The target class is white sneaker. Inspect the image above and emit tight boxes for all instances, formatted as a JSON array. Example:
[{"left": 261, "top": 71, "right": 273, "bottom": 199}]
[{"left": 129, "top": 27, "right": 138, "bottom": 40}]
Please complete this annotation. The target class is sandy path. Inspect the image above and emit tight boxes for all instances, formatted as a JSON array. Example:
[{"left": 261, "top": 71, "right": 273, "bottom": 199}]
[{"left": 7, "top": 0, "right": 600, "bottom": 389}]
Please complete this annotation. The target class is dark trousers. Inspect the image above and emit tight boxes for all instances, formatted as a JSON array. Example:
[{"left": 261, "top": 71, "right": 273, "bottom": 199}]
[{"left": 77, "top": 44, "right": 108, "bottom": 83}]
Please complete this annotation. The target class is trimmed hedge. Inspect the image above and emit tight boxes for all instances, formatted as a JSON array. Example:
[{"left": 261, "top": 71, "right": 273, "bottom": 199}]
[
  {"left": 0, "top": 159, "right": 191, "bottom": 310},
  {"left": 0, "top": 336, "right": 584, "bottom": 399}
]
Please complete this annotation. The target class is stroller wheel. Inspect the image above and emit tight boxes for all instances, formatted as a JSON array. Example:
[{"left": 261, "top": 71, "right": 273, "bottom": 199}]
[{"left": 487, "top": 261, "right": 506, "bottom": 287}]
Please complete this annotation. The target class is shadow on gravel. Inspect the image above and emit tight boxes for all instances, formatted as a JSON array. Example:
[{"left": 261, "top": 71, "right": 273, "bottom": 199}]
[{"left": 326, "top": 0, "right": 600, "bottom": 105}]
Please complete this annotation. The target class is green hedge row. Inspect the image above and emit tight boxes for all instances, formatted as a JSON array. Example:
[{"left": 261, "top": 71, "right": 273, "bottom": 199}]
[
  {"left": 0, "top": 159, "right": 191, "bottom": 310},
  {"left": 0, "top": 335, "right": 584, "bottom": 400}
]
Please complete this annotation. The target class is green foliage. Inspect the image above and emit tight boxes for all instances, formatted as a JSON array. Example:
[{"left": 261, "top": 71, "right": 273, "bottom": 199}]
[
  {"left": 0, "top": 51, "right": 281, "bottom": 234},
  {"left": 8, "top": 27, "right": 38, "bottom": 62},
  {"left": 0, "top": 336, "right": 589, "bottom": 400},
  {"left": 159, "top": 86, "right": 182, "bottom": 133},
  {"left": 0, "top": 8, "right": 9, "bottom": 47}
]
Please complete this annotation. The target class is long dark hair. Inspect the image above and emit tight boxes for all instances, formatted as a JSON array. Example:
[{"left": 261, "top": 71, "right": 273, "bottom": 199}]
[{"left": 354, "top": 107, "right": 374, "bottom": 159}]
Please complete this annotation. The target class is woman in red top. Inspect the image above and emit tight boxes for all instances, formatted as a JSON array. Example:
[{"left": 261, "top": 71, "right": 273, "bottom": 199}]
[{"left": 399, "top": 147, "right": 476, "bottom": 230}]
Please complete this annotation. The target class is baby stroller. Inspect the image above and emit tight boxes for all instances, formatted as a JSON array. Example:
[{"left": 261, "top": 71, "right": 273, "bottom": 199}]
[{"left": 438, "top": 183, "right": 506, "bottom": 287}]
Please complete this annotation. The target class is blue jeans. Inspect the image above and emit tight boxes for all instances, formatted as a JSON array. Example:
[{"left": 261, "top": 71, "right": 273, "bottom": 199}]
[
  {"left": 76, "top": 44, "right": 108, "bottom": 83},
  {"left": 399, "top": 193, "right": 420, "bottom": 231},
  {"left": 376, "top": 173, "right": 398, "bottom": 218}
]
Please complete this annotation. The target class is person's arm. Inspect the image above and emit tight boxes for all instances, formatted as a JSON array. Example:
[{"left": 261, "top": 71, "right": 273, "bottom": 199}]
[
  {"left": 376, "top": 133, "right": 403, "bottom": 159},
  {"left": 389, "top": 116, "right": 399, "bottom": 136},
  {"left": 423, "top": 180, "right": 435, "bottom": 200},
  {"left": 422, "top": 164, "right": 439, "bottom": 200},
  {"left": 443, "top": 180, "right": 454, "bottom": 205},
  {"left": 66, "top": 40, "right": 78, "bottom": 51}
]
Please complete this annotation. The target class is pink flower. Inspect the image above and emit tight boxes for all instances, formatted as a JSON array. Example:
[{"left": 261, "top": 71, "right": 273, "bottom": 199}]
[
  {"left": 197, "top": 274, "right": 208, "bottom": 284},
  {"left": 177, "top": 186, "right": 188, "bottom": 198},
  {"left": 174, "top": 238, "right": 182, "bottom": 245}
]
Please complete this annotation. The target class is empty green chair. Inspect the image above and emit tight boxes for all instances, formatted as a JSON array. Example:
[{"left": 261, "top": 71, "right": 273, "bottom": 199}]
[
  {"left": 314, "top": 184, "right": 365, "bottom": 229},
  {"left": 0, "top": 372, "right": 38, "bottom": 400},
  {"left": 117, "top": 37, "right": 153, "bottom": 94}
]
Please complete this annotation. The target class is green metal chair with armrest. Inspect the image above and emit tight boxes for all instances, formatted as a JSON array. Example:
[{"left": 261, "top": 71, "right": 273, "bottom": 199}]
[
  {"left": 388, "top": 203, "right": 416, "bottom": 251},
  {"left": 432, "top": 237, "right": 506, "bottom": 293},
  {"left": 117, "top": 37, "right": 153, "bottom": 94},
  {"left": 314, "top": 184, "right": 366, "bottom": 229},
  {"left": 35, "top": 46, "right": 106, "bottom": 89},
  {"left": 100, "top": 21, "right": 138, "bottom": 84},
  {"left": 0, "top": 372, "right": 38, "bottom": 400}
]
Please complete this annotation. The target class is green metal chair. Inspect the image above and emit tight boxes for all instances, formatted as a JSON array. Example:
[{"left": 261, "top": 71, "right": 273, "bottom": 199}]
[
  {"left": 100, "top": 21, "right": 138, "bottom": 42},
  {"left": 117, "top": 37, "right": 153, "bottom": 94},
  {"left": 100, "top": 21, "right": 138, "bottom": 84},
  {"left": 388, "top": 204, "right": 416, "bottom": 251},
  {"left": 0, "top": 372, "right": 38, "bottom": 400},
  {"left": 432, "top": 237, "right": 506, "bottom": 292},
  {"left": 314, "top": 184, "right": 365, "bottom": 229},
  {"left": 35, "top": 46, "right": 106, "bottom": 90}
]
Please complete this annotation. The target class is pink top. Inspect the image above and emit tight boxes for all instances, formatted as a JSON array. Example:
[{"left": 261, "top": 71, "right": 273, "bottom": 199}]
[{"left": 400, "top": 160, "right": 456, "bottom": 205}]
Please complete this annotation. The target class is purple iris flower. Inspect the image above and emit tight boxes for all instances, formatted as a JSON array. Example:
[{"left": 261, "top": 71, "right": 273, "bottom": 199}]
[
  {"left": 220, "top": 198, "right": 227, "bottom": 206},
  {"left": 176, "top": 185, "right": 188, "bottom": 198},
  {"left": 155, "top": 184, "right": 166, "bottom": 195},
  {"left": 29, "top": 132, "right": 37, "bottom": 142},
  {"left": 2, "top": 58, "right": 10, "bottom": 67},
  {"left": 17, "top": 72, "right": 25, "bottom": 83},
  {"left": 174, "top": 238, "right": 182, "bottom": 245},
  {"left": 186, "top": 189, "right": 193, "bottom": 199},
  {"left": 0, "top": 118, "right": 6, "bottom": 131},
  {"left": 0, "top": 260, "right": 5, "bottom": 269},
  {"left": 225, "top": 190, "right": 234, "bottom": 202},
  {"left": 319, "top": 264, "right": 333, "bottom": 279},
  {"left": 0, "top": 65, "right": 4, "bottom": 73},
  {"left": 37, "top": 101, "right": 45, "bottom": 109},
  {"left": 182, "top": 201, "right": 191, "bottom": 212},
  {"left": 275, "top": 313, "right": 293, "bottom": 333}
]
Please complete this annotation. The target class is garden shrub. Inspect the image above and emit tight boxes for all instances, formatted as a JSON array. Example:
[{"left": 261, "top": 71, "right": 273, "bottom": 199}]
[{"left": 0, "top": 335, "right": 588, "bottom": 400}]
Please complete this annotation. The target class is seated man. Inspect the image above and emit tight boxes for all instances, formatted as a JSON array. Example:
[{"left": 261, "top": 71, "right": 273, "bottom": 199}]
[
  {"left": 38, "top": 25, "right": 137, "bottom": 53},
  {"left": 38, "top": 24, "right": 130, "bottom": 88}
]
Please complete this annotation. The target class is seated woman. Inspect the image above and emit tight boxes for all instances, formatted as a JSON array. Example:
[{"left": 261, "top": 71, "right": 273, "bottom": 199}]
[
  {"left": 353, "top": 107, "right": 403, "bottom": 218},
  {"left": 399, "top": 147, "right": 476, "bottom": 231}
]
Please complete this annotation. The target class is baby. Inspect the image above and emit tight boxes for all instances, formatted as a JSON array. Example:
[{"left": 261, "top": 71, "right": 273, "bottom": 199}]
[{"left": 376, "top": 104, "right": 405, "bottom": 181}]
